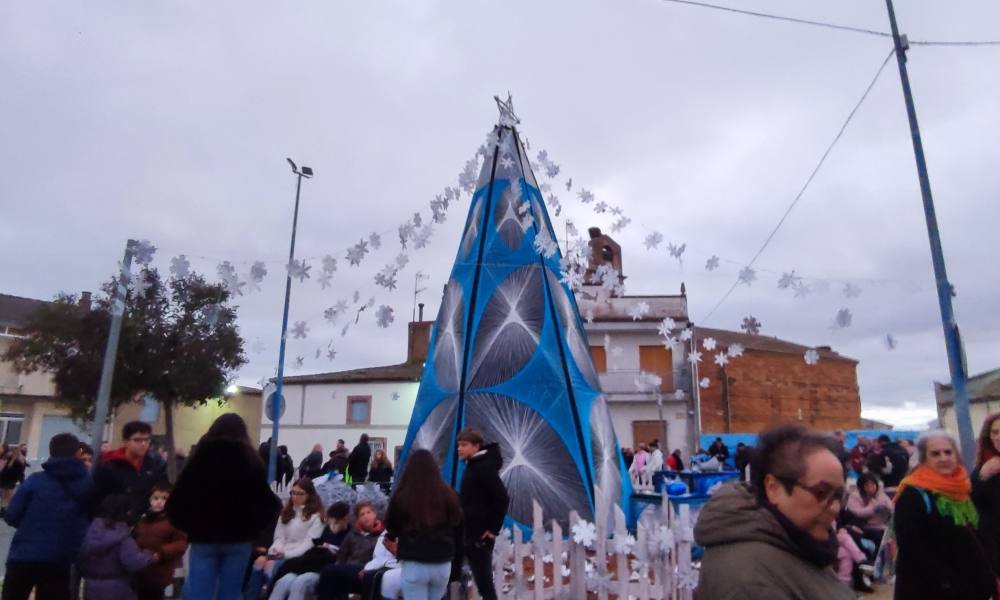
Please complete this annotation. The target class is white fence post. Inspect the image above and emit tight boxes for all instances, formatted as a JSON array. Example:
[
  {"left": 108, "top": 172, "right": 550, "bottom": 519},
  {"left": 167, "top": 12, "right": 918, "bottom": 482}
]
[{"left": 552, "top": 519, "right": 564, "bottom": 600}]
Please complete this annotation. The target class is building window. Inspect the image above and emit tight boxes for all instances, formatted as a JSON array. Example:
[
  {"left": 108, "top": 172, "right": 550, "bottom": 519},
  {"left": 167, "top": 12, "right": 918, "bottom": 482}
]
[
  {"left": 0, "top": 412, "right": 24, "bottom": 445},
  {"left": 639, "top": 345, "right": 672, "bottom": 390},
  {"left": 347, "top": 396, "right": 372, "bottom": 425},
  {"left": 589, "top": 346, "right": 608, "bottom": 373}
]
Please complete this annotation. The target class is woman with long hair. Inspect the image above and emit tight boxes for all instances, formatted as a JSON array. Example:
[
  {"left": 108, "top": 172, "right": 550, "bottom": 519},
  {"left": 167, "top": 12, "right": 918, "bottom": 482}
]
[
  {"left": 893, "top": 430, "right": 994, "bottom": 600},
  {"left": 972, "top": 412, "right": 1000, "bottom": 573},
  {"left": 385, "top": 449, "right": 462, "bottom": 600},
  {"left": 166, "top": 413, "right": 281, "bottom": 600},
  {"left": 368, "top": 449, "right": 394, "bottom": 485},
  {"left": 245, "top": 477, "right": 325, "bottom": 598}
]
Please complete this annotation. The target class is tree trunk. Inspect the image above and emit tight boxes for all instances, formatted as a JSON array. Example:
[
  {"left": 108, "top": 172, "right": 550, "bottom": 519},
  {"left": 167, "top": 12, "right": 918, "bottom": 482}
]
[{"left": 164, "top": 401, "right": 178, "bottom": 482}]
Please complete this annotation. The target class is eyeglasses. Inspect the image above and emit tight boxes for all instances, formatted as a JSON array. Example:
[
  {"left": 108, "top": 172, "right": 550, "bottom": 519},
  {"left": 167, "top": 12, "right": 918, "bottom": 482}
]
[{"left": 778, "top": 477, "right": 845, "bottom": 507}]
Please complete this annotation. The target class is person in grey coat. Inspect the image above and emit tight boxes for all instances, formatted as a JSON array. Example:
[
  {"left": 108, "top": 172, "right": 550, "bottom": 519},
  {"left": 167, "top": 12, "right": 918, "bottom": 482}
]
[{"left": 77, "top": 494, "right": 155, "bottom": 600}]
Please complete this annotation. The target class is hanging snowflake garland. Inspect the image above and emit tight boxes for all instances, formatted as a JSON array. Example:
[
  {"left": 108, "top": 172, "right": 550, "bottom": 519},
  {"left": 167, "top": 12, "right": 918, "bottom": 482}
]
[
  {"left": 413, "top": 224, "right": 434, "bottom": 249},
  {"left": 644, "top": 231, "right": 664, "bottom": 250},
  {"left": 395, "top": 253, "right": 410, "bottom": 270},
  {"left": 778, "top": 271, "right": 801, "bottom": 290},
  {"left": 566, "top": 177, "right": 573, "bottom": 191},
  {"left": 217, "top": 261, "right": 244, "bottom": 296},
  {"left": 679, "top": 328, "right": 693, "bottom": 342},
  {"left": 793, "top": 281, "right": 811, "bottom": 299},
  {"left": 688, "top": 350, "right": 702, "bottom": 364},
  {"left": 843, "top": 283, "right": 862, "bottom": 299},
  {"left": 702, "top": 337, "right": 717, "bottom": 351},
  {"left": 884, "top": 334, "right": 898, "bottom": 350},
  {"left": 727, "top": 343, "right": 745, "bottom": 358},
  {"left": 833, "top": 308, "right": 853, "bottom": 329},
  {"left": 294, "top": 356, "right": 305, "bottom": 369},
  {"left": 375, "top": 305, "right": 394, "bottom": 328},
  {"left": 610, "top": 216, "right": 631, "bottom": 233},
  {"left": 317, "top": 272, "right": 333, "bottom": 290},
  {"left": 804, "top": 349, "right": 820, "bottom": 366},
  {"left": 169, "top": 255, "right": 191, "bottom": 279},
  {"left": 246, "top": 260, "right": 267, "bottom": 293},
  {"left": 738, "top": 266, "right": 757, "bottom": 286},
  {"left": 593, "top": 201, "right": 608, "bottom": 214},
  {"left": 657, "top": 317, "right": 676, "bottom": 338},
  {"left": 577, "top": 188, "right": 595, "bottom": 204},
  {"left": 290, "top": 321, "right": 309, "bottom": 339},
  {"left": 322, "top": 255, "right": 338, "bottom": 274},
  {"left": 534, "top": 228, "right": 558, "bottom": 258},
  {"left": 741, "top": 316, "right": 761, "bottom": 335},
  {"left": 714, "top": 352, "right": 729, "bottom": 367},
  {"left": 287, "top": 259, "right": 311, "bottom": 283},
  {"left": 536, "top": 150, "right": 560, "bottom": 178},
  {"left": 705, "top": 255, "right": 720, "bottom": 271},
  {"left": 346, "top": 240, "right": 369, "bottom": 266},
  {"left": 398, "top": 222, "right": 415, "bottom": 250},
  {"left": 327, "top": 347, "right": 337, "bottom": 361},
  {"left": 458, "top": 157, "right": 479, "bottom": 195},
  {"left": 132, "top": 240, "right": 157, "bottom": 265},
  {"left": 368, "top": 232, "right": 382, "bottom": 251},
  {"left": 668, "top": 242, "right": 686, "bottom": 261},
  {"left": 629, "top": 301, "right": 651, "bottom": 321}
]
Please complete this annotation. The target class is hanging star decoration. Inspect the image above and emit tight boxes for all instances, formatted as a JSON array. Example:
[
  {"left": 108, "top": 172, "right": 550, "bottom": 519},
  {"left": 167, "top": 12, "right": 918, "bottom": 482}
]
[
  {"left": 741, "top": 316, "right": 761, "bottom": 336},
  {"left": 705, "top": 255, "right": 720, "bottom": 271},
  {"left": 169, "top": 255, "right": 191, "bottom": 279}
]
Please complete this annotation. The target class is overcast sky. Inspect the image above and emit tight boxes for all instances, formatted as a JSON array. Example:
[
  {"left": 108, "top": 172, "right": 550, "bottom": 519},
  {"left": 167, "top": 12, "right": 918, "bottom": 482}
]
[{"left": 2, "top": 1, "right": 998, "bottom": 428}]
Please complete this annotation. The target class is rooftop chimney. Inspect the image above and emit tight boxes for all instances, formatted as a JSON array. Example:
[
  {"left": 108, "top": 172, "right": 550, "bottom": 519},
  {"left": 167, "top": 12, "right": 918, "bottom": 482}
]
[
  {"left": 78, "top": 291, "right": 92, "bottom": 311},
  {"left": 418, "top": 303, "right": 424, "bottom": 321}
]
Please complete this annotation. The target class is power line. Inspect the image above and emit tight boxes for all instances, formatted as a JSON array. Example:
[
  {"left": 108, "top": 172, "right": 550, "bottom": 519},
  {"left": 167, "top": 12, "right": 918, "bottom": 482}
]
[
  {"left": 701, "top": 48, "right": 896, "bottom": 323},
  {"left": 660, "top": 0, "right": 1000, "bottom": 47}
]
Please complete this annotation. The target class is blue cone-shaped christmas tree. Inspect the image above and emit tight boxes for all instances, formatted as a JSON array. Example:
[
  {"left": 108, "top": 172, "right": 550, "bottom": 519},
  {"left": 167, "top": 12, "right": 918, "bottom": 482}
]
[{"left": 401, "top": 97, "right": 631, "bottom": 531}]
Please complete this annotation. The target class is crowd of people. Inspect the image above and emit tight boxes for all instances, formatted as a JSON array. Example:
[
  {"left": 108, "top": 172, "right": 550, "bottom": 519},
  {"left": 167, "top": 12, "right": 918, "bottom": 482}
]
[{"left": 1, "top": 415, "right": 510, "bottom": 600}]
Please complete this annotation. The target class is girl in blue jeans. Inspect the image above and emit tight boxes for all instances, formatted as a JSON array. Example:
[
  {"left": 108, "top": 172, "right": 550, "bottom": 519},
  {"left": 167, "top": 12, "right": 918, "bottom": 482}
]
[
  {"left": 384, "top": 449, "right": 463, "bottom": 600},
  {"left": 166, "top": 414, "right": 281, "bottom": 600}
]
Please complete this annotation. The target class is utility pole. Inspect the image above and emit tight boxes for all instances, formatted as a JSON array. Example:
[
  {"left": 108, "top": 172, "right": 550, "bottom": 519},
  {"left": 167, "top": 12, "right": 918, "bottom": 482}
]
[
  {"left": 885, "top": 0, "right": 974, "bottom": 465},
  {"left": 90, "top": 240, "right": 135, "bottom": 466},
  {"left": 268, "top": 159, "right": 312, "bottom": 484}
]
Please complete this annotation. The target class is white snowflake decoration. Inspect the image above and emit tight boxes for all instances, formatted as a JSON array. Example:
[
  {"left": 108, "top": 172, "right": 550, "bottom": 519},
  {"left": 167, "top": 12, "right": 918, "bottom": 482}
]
[
  {"left": 804, "top": 349, "right": 820, "bottom": 366},
  {"left": 536, "top": 149, "right": 560, "bottom": 178},
  {"left": 217, "top": 261, "right": 242, "bottom": 295},
  {"left": 738, "top": 266, "right": 757, "bottom": 286},
  {"left": 612, "top": 532, "right": 636, "bottom": 555},
  {"left": 287, "top": 259, "right": 311, "bottom": 283},
  {"left": 413, "top": 224, "right": 434, "bottom": 249},
  {"left": 346, "top": 240, "right": 369, "bottom": 266},
  {"left": 593, "top": 201, "right": 608, "bottom": 214},
  {"left": 843, "top": 282, "right": 862, "bottom": 299},
  {"left": 169, "top": 255, "right": 190, "bottom": 279},
  {"left": 132, "top": 240, "right": 157, "bottom": 265},
  {"left": 566, "top": 220, "right": 579, "bottom": 238},
  {"left": 714, "top": 352, "right": 729, "bottom": 367},
  {"left": 395, "top": 253, "right": 409, "bottom": 270},
  {"left": 674, "top": 389, "right": 685, "bottom": 400},
  {"left": 290, "top": 321, "right": 309, "bottom": 339},
  {"left": 834, "top": 308, "right": 853, "bottom": 329},
  {"left": 577, "top": 188, "right": 595, "bottom": 204},
  {"left": 628, "top": 301, "right": 650, "bottom": 321},
  {"left": 458, "top": 157, "right": 479, "bottom": 194},
  {"left": 667, "top": 242, "right": 686, "bottom": 260},
  {"left": 368, "top": 232, "right": 382, "bottom": 250},
  {"left": 705, "top": 255, "right": 720, "bottom": 271},
  {"left": 317, "top": 272, "right": 333, "bottom": 290},
  {"left": 885, "top": 334, "right": 897, "bottom": 350},
  {"left": 375, "top": 305, "right": 394, "bottom": 328},
  {"left": 679, "top": 328, "right": 693, "bottom": 342},
  {"left": 391, "top": 391, "right": 400, "bottom": 401},
  {"left": 688, "top": 350, "right": 702, "bottom": 364},
  {"left": 634, "top": 372, "right": 662, "bottom": 393},
  {"left": 326, "top": 348, "right": 337, "bottom": 361},
  {"left": 643, "top": 231, "right": 663, "bottom": 250},
  {"left": 702, "top": 337, "right": 717, "bottom": 351},
  {"left": 294, "top": 356, "right": 304, "bottom": 369},
  {"left": 699, "top": 377, "right": 711, "bottom": 389},
  {"left": 499, "top": 154, "right": 515, "bottom": 171},
  {"left": 571, "top": 521, "right": 597, "bottom": 548},
  {"left": 610, "top": 216, "right": 631, "bottom": 233},
  {"left": 793, "top": 281, "right": 811, "bottom": 299},
  {"left": 322, "top": 255, "right": 338, "bottom": 274},
  {"left": 778, "top": 271, "right": 800, "bottom": 290},
  {"left": 657, "top": 317, "right": 676, "bottom": 338},
  {"left": 727, "top": 343, "right": 745, "bottom": 358},
  {"left": 398, "top": 222, "right": 415, "bottom": 249}
]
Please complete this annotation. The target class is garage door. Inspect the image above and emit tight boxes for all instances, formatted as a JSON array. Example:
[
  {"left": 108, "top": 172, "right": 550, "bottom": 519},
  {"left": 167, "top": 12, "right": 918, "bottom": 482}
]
[{"left": 38, "top": 415, "right": 91, "bottom": 461}]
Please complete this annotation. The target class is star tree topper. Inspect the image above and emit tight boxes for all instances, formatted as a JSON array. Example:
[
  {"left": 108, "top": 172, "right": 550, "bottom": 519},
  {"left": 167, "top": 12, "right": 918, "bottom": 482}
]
[{"left": 495, "top": 92, "right": 519, "bottom": 127}]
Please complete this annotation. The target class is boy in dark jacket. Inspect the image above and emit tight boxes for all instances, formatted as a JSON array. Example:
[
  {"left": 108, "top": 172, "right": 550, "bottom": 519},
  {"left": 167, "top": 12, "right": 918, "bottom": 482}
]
[
  {"left": 316, "top": 501, "right": 383, "bottom": 599},
  {"left": 132, "top": 482, "right": 188, "bottom": 600},
  {"left": 455, "top": 429, "right": 509, "bottom": 600},
  {"left": 2, "top": 432, "right": 92, "bottom": 600},
  {"left": 93, "top": 421, "right": 167, "bottom": 516}
]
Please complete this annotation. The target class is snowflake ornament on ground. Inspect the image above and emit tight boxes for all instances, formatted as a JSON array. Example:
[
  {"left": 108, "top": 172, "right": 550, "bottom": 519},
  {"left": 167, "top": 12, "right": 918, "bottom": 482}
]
[
  {"left": 290, "top": 321, "right": 309, "bottom": 339},
  {"left": 287, "top": 259, "right": 311, "bottom": 283},
  {"left": 169, "top": 255, "right": 191, "bottom": 279},
  {"left": 804, "top": 349, "right": 820, "bottom": 366},
  {"left": 738, "top": 266, "right": 757, "bottom": 286},
  {"left": 705, "top": 255, "right": 720, "bottom": 271},
  {"left": 628, "top": 301, "right": 650, "bottom": 321},
  {"left": 375, "top": 305, "right": 394, "bottom": 328},
  {"left": 571, "top": 521, "right": 597, "bottom": 548}
]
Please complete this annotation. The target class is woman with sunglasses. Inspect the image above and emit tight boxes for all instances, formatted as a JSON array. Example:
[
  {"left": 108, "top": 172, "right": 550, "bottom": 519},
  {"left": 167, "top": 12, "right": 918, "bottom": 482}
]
[
  {"left": 695, "top": 425, "right": 853, "bottom": 599},
  {"left": 893, "top": 430, "right": 995, "bottom": 600}
]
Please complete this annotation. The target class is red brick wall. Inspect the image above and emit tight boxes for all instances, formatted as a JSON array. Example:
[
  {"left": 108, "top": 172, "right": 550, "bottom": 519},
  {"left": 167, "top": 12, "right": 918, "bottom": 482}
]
[{"left": 698, "top": 350, "right": 861, "bottom": 434}]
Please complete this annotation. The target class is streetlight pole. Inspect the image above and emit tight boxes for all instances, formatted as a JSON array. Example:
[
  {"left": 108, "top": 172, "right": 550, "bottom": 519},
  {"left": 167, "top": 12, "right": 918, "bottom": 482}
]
[
  {"left": 884, "top": 0, "right": 975, "bottom": 465},
  {"left": 267, "top": 159, "right": 313, "bottom": 484}
]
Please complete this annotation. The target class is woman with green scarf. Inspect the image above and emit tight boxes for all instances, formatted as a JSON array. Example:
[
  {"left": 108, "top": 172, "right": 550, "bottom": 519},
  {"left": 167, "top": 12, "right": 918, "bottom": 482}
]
[{"left": 893, "top": 430, "right": 996, "bottom": 600}]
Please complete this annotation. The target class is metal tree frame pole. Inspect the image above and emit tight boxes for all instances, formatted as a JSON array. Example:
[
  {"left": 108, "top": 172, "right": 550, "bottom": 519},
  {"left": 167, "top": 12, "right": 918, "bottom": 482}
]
[
  {"left": 885, "top": 0, "right": 975, "bottom": 464},
  {"left": 90, "top": 239, "right": 135, "bottom": 466},
  {"left": 268, "top": 163, "right": 309, "bottom": 484}
]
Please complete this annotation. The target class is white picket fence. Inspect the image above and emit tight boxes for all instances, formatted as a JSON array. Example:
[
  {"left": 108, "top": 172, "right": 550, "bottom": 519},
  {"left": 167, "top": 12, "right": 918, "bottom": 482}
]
[{"left": 469, "top": 491, "right": 697, "bottom": 600}]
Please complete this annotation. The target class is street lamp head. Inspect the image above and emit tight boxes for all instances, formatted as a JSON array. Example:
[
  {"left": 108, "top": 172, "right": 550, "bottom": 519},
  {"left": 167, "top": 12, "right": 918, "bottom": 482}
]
[
  {"left": 301, "top": 166, "right": 314, "bottom": 178},
  {"left": 286, "top": 157, "right": 298, "bottom": 173}
]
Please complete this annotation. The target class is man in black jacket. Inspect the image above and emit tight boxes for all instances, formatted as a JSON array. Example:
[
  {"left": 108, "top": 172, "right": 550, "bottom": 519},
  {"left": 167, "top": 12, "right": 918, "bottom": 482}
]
[
  {"left": 456, "top": 429, "right": 509, "bottom": 600},
  {"left": 93, "top": 421, "right": 167, "bottom": 516},
  {"left": 347, "top": 434, "right": 371, "bottom": 484}
]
